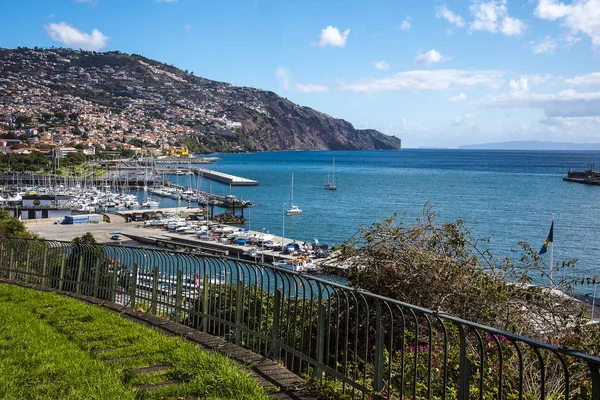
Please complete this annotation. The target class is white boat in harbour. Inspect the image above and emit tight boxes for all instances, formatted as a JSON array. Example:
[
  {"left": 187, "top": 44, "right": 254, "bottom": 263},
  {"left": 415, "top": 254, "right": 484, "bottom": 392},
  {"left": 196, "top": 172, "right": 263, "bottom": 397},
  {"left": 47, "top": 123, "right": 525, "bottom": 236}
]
[
  {"left": 273, "top": 257, "right": 318, "bottom": 273},
  {"left": 286, "top": 173, "right": 302, "bottom": 215},
  {"left": 141, "top": 198, "right": 160, "bottom": 208},
  {"left": 325, "top": 157, "right": 337, "bottom": 190}
]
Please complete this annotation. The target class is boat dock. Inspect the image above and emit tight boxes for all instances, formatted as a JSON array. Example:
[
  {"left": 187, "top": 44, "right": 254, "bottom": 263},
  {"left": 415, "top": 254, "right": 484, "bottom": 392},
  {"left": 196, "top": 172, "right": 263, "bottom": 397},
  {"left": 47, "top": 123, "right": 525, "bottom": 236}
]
[
  {"left": 564, "top": 165, "right": 600, "bottom": 186},
  {"left": 109, "top": 166, "right": 259, "bottom": 187},
  {"left": 192, "top": 168, "right": 259, "bottom": 186}
]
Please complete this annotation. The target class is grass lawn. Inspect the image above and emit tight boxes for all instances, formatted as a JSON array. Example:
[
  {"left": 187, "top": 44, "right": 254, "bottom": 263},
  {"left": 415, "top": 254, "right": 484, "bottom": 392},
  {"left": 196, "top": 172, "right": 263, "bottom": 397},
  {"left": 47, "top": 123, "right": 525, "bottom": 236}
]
[{"left": 0, "top": 284, "right": 271, "bottom": 400}]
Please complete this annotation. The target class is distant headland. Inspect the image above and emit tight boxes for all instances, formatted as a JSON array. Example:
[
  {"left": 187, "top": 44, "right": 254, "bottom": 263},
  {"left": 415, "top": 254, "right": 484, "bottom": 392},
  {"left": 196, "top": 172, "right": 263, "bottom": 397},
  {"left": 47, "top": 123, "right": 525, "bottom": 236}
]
[{"left": 458, "top": 141, "right": 600, "bottom": 150}]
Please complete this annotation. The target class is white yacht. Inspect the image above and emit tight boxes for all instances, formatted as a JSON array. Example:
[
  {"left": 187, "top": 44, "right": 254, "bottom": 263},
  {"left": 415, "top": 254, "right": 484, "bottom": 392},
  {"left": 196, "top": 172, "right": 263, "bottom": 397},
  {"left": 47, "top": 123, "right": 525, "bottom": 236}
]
[{"left": 273, "top": 257, "right": 318, "bottom": 273}]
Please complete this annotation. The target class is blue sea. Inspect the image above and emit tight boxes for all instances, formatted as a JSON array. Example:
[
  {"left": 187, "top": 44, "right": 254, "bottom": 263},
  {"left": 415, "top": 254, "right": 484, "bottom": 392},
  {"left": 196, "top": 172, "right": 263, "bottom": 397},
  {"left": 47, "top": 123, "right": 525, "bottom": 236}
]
[{"left": 155, "top": 149, "right": 599, "bottom": 292}]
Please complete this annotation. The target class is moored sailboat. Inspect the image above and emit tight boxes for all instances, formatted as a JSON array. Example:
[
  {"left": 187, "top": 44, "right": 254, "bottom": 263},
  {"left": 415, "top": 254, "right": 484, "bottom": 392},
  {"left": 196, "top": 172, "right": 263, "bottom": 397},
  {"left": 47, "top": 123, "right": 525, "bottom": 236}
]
[
  {"left": 324, "top": 157, "right": 337, "bottom": 190},
  {"left": 286, "top": 173, "right": 302, "bottom": 215}
]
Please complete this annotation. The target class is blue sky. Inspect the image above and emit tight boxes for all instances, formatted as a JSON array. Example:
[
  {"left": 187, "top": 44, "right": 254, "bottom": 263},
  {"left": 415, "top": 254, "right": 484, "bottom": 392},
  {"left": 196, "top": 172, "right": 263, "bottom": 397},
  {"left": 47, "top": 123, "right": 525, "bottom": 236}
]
[{"left": 1, "top": 0, "right": 600, "bottom": 148}]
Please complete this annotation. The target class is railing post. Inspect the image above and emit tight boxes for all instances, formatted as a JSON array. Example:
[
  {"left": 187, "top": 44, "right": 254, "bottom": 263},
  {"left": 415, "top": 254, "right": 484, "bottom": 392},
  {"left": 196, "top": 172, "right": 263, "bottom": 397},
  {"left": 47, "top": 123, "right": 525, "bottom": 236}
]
[
  {"left": 271, "top": 287, "right": 281, "bottom": 359},
  {"left": 25, "top": 248, "right": 31, "bottom": 284},
  {"left": 202, "top": 273, "right": 209, "bottom": 332},
  {"left": 589, "top": 362, "right": 600, "bottom": 400},
  {"left": 457, "top": 323, "right": 471, "bottom": 400},
  {"left": 151, "top": 266, "right": 159, "bottom": 315},
  {"left": 112, "top": 259, "right": 119, "bottom": 303},
  {"left": 58, "top": 252, "right": 66, "bottom": 291},
  {"left": 9, "top": 248, "right": 14, "bottom": 280},
  {"left": 234, "top": 272, "right": 244, "bottom": 345},
  {"left": 313, "top": 289, "right": 326, "bottom": 380},
  {"left": 93, "top": 257, "right": 101, "bottom": 299},
  {"left": 373, "top": 300, "right": 385, "bottom": 392},
  {"left": 130, "top": 263, "right": 138, "bottom": 310},
  {"left": 175, "top": 269, "right": 183, "bottom": 323},
  {"left": 42, "top": 249, "right": 48, "bottom": 288},
  {"left": 75, "top": 255, "right": 83, "bottom": 294}
]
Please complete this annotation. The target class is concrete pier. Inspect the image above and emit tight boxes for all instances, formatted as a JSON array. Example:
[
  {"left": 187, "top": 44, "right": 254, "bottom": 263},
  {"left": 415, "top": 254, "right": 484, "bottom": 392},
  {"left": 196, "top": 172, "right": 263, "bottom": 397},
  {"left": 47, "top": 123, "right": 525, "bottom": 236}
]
[{"left": 193, "top": 168, "right": 259, "bottom": 186}]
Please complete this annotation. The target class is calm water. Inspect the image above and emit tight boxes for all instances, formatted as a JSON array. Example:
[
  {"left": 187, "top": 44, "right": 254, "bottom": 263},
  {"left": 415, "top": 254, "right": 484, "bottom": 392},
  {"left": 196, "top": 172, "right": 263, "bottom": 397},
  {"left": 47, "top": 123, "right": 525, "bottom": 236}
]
[{"left": 153, "top": 150, "right": 600, "bottom": 291}]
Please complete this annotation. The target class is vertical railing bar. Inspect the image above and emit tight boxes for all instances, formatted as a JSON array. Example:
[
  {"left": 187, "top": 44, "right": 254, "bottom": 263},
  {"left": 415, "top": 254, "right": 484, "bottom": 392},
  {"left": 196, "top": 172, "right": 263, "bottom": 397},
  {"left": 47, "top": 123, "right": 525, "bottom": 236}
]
[
  {"left": 424, "top": 314, "right": 433, "bottom": 400},
  {"left": 507, "top": 338, "right": 524, "bottom": 400},
  {"left": 234, "top": 262, "right": 244, "bottom": 345},
  {"left": 9, "top": 247, "right": 14, "bottom": 280},
  {"left": 374, "top": 300, "right": 384, "bottom": 392},
  {"left": 111, "top": 254, "right": 119, "bottom": 303},
  {"left": 532, "top": 347, "right": 546, "bottom": 400},
  {"left": 587, "top": 361, "right": 600, "bottom": 400},
  {"left": 42, "top": 245, "right": 48, "bottom": 288},
  {"left": 409, "top": 309, "right": 419, "bottom": 400},
  {"left": 151, "top": 265, "right": 159, "bottom": 315},
  {"left": 93, "top": 257, "right": 101, "bottom": 299},
  {"left": 175, "top": 269, "right": 183, "bottom": 322},
  {"left": 272, "top": 279, "right": 281, "bottom": 359},
  {"left": 25, "top": 248, "right": 31, "bottom": 284},
  {"left": 473, "top": 329, "right": 485, "bottom": 400},
  {"left": 550, "top": 350, "right": 569, "bottom": 400},
  {"left": 314, "top": 284, "right": 326, "bottom": 380},
  {"left": 58, "top": 249, "right": 66, "bottom": 291},
  {"left": 432, "top": 315, "right": 449, "bottom": 400},
  {"left": 75, "top": 253, "right": 83, "bottom": 294},
  {"left": 130, "top": 262, "right": 138, "bottom": 310},
  {"left": 456, "top": 322, "right": 470, "bottom": 400}
]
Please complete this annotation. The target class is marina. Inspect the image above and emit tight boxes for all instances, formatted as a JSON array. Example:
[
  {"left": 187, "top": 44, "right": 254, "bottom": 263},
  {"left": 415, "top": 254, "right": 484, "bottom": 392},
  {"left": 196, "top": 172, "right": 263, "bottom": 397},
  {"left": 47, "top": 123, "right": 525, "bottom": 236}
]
[
  {"left": 0, "top": 166, "right": 259, "bottom": 188},
  {"left": 23, "top": 209, "right": 339, "bottom": 274}
]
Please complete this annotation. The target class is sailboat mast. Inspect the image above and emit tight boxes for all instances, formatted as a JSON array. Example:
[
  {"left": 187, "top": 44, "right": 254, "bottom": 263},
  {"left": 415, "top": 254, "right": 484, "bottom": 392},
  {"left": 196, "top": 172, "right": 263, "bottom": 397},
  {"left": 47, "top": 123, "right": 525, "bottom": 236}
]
[
  {"left": 332, "top": 157, "right": 335, "bottom": 184},
  {"left": 290, "top": 173, "right": 294, "bottom": 206}
]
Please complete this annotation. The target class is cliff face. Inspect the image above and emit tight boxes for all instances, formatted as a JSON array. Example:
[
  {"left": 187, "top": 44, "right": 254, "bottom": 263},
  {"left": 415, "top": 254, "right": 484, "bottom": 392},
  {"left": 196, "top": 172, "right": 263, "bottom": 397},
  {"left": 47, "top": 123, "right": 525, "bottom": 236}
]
[
  {"left": 227, "top": 93, "right": 401, "bottom": 151},
  {"left": 0, "top": 48, "right": 402, "bottom": 152}
]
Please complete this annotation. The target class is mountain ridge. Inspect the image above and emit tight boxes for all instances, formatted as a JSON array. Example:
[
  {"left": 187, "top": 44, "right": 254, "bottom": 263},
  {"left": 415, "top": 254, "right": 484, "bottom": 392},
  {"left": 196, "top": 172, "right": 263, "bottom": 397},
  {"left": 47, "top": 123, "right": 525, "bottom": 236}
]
[{"left": 0, "top": 47, "right": 402, "bottom": 153}]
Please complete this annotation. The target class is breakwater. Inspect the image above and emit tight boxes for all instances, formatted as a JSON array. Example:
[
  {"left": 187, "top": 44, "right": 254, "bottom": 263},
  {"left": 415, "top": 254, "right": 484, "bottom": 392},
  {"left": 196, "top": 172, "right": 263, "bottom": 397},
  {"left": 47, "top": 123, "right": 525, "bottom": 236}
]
[{"left": 563, "top": 164, "right": 600, "bottom": 185}]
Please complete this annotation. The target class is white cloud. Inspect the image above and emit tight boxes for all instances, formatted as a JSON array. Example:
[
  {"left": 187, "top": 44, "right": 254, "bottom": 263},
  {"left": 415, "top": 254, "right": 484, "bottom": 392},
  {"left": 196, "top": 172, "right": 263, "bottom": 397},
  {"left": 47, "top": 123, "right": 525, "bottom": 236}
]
[
  {"left": 315, "top": 26, "right": 350, "bottom": 47},
  {"left": 450, "top": 92, "right": 468, "bottom": 101},
  {"left": 295, "top": 83, "right": 329, "bottom": 93},
  {"left": 538, "top": 116, "right": 600, "bottom": 141},
  {"left": 436, "top": 5, "right": 466, "bottom": 27},
  {"left": 275, "top": 67, "right": 291, "bottom": 90},
  {"left": 373, "top": 60, "right": 390, "bottom": 70},
  {"left": 399, "top": 18, "right": 412, "bottom": 31},
  {"left": 44, "top": 22, "right": 109, "bottom": 51},
  {"left": 451, "top": 114, "right": 476, "bottom": 126},
  {"left": 479, "top": 89, "right": 600, "bottom": 117},
  {"left": 501, "top": 16, "right": 527, "bottom": 36},
  {"left": 507, "top": 74, "right": 551, "bottom": 91},
  {"left": 531, "top": 36, "right": 557, "bottom": 53},
  {"left": 535, "top": 0, "right": 600, "bottom": 45},
  {"left": 470, "top": 0, "right": 526, "bottom": 36},
  {"left": 184, "top": 24, "right": 192, "bottom": 33},
  {"left": 563, "top": 34, "right": 582, "bottom": 47},
  {"left": 339, "top": 69, "right": 504, "bottom": 94},
  {"left": 565, "top": 72, "right": 600, "bottom": 89},
  {"left": 414, "top": 49, "right": 450, "bottom": 65},
  {"left": 509, "top": 77, "right": 530, "bottom": 93},
  {"left": 74, "top": 0, "right": 97, "bottom": 5}
]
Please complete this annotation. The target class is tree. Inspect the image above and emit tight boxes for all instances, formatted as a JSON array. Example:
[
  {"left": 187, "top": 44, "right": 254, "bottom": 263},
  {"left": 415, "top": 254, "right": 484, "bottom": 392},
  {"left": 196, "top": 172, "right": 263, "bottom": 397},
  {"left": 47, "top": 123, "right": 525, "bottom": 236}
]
[
  {"left": 0, "top": 210, "right": 37, "bottom": 239},
  {"left": 333, "top": 206, "right": 587, "bottom": 339},
  {"left": 72, "top": 232, "right": 97, "bottom": 245}
]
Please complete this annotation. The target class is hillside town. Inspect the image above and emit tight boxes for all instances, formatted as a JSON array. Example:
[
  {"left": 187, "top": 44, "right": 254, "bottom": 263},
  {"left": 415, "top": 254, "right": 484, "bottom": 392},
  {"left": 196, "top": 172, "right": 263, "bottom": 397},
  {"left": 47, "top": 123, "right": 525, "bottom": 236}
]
[
  {"left": 0, "top": 47, "right": 268, "bottom": 158},
  {"left": 0, "top": 48, "right": 401, "bottom": 159}
]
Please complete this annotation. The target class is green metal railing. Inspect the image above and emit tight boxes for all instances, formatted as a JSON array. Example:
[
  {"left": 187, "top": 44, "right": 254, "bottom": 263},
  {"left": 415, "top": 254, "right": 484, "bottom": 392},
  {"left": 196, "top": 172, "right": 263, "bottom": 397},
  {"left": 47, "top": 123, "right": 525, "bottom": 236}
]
[{"left": 1, "top": 236, "right": 599, "bottom": 399}]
